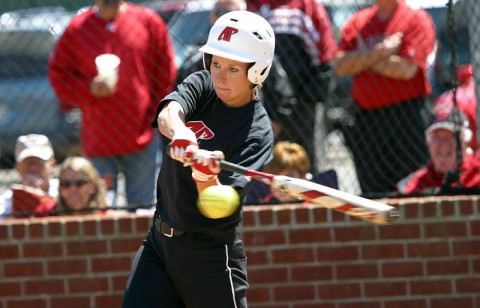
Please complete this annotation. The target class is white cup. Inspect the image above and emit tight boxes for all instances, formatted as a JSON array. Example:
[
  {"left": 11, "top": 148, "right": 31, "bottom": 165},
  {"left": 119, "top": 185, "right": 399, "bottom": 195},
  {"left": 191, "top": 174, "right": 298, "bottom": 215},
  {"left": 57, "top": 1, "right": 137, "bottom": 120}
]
[{"left": 95, "top": 54, "right": 121, "bottom": 90}]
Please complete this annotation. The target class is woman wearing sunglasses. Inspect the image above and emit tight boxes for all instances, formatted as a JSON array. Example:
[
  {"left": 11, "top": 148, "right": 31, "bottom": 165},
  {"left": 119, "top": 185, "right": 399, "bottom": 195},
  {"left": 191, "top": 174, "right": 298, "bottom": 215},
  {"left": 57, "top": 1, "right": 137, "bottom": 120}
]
[{"left": 55, "top": 157, "right": 108, "bottom": 215}]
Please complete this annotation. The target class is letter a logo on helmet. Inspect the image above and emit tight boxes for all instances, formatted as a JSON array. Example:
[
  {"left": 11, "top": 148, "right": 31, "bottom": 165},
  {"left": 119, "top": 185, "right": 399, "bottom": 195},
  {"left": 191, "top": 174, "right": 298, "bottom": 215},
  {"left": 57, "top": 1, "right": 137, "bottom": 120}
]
[{"left": 218, "top": 27, "right": 238, "bottom": 42}]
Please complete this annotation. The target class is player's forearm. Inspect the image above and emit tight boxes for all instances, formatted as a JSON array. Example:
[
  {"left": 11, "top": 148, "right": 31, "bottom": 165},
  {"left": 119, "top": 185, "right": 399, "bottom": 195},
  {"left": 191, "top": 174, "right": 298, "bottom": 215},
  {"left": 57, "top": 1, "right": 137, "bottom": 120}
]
[
  {"left": 157, "top": 101, "right": 188, "bottom": 139},
  {"left": 371, "top": 55, "right": 419, "bottom": 80}
]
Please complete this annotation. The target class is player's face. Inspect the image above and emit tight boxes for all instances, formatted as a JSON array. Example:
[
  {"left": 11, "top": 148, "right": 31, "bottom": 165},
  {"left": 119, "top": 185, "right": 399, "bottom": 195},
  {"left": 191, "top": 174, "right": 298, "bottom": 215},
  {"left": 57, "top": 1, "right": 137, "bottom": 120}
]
[
  {"left": 427, "top": 129, "right": 463, "bottom": 174},
  {"left": 59, "top": 169, "right": 96, "bottom": 212},
  {"left": 210, "top": 55, "right": 254, "bottom": 107}
]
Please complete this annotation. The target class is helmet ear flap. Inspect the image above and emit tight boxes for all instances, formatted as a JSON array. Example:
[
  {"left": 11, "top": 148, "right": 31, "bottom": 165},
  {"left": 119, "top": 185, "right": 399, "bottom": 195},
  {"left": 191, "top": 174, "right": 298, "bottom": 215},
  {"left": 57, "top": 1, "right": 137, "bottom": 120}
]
[{"left": 203, "top": 53, "right": 213, "bottom": 71}]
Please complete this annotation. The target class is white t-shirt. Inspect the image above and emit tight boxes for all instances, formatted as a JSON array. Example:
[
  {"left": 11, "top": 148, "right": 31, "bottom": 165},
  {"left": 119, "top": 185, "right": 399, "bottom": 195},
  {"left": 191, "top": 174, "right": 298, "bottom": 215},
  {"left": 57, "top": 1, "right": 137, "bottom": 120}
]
[{"left": 0, "top": 179, "right": 59, "bottom": 220}]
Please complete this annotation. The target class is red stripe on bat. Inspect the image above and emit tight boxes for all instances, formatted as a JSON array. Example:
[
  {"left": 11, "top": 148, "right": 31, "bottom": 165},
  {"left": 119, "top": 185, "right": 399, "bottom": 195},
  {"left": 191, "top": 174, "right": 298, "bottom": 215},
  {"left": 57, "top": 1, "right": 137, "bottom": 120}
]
[{"left": 301, "top": 190, "right": 327, "bottom": 199}]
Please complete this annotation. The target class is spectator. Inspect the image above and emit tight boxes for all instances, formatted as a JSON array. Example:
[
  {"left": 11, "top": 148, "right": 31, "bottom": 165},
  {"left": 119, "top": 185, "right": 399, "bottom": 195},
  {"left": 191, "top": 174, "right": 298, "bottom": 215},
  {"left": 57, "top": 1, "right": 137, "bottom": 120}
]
[
  {"left": 245, "top": 141, "right": 338, "bottom": 204},
  {"left": 0, "top": 134, "right": 57, "bottom": 219},
  {"left": 122, "top": 11, "right": 275, "bottom": 307},
  {"left": 335, "top": 0, "right": 436, "bottom": 196},
  {"left": 248, "top": 0, "right": 338, "bottom": 173},
  {"left": 434, "top": 64, "right": 477, "bottom": 150},
  {"left": 397, "top": 104, "right": 480, "bottom": 196},
  {"left": 176, "top": 0, "right": 297, "bottom": 138},
  {"left": 48, "top": 156, "right": 108, "bottom": 215},
  {"left": 48, "top": 0, "right": 176, "bottom": 207}
]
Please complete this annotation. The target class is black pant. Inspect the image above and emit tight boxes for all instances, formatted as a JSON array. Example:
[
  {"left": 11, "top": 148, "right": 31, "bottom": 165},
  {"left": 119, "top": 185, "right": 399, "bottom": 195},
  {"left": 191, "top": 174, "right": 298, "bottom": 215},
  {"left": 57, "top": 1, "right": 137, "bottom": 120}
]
[
  {"left": 342, "top": 98, "right": 429, "bottom": 197},
  {"left": 121, "top": 219, "right": 248, "bottom": 308}
]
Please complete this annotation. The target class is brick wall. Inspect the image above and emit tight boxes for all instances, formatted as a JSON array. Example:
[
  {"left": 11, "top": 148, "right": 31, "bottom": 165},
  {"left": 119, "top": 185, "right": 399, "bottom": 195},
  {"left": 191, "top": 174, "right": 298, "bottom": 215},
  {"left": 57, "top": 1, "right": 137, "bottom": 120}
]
[{"left": 1, "top": 195, "right": 480, "bottom": 307}]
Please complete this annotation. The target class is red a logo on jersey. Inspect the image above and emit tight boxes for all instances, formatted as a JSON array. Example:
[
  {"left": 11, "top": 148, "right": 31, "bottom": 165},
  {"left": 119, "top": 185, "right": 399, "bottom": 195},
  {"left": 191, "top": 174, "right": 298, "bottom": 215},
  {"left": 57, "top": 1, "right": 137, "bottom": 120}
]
[
  {"left": 218, "top": 27, "right": 239, "bottom": 42},
  {"left": 186, "top": 121, "right": 214, "bottom": 140}
]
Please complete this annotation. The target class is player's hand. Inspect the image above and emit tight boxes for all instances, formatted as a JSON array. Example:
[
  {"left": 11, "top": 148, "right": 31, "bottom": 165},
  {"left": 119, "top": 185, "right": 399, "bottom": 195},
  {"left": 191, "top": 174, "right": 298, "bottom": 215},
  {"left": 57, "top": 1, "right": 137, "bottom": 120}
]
[
  {"left": 191, "top": 150, "right": 224, "bottom": 182},
  {"left": 90, "top": 76, "right": 115, "bottom": 97},
  {"left": 169, "top": 130, "right": 198, "bottom": 166}
]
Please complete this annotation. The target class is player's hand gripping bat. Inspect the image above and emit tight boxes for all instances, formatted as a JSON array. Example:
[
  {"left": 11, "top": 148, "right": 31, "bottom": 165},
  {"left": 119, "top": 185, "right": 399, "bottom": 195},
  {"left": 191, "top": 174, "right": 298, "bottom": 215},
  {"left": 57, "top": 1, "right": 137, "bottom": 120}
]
[{"left": 219, "top": 160, "right": 399, "bottom": 225}]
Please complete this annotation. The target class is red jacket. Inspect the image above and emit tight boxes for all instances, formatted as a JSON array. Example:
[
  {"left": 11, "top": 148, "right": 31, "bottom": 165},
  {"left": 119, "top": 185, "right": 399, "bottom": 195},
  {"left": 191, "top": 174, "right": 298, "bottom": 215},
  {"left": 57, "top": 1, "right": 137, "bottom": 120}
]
[
  {"left": 49, "top": 3, "right": 176, "bottom": 156},
  {"left": 338, "top": 1, "right": 435, "bottom": 109},
  {"left": 397, "top": 152, "right": 480, "bottom": 195}
]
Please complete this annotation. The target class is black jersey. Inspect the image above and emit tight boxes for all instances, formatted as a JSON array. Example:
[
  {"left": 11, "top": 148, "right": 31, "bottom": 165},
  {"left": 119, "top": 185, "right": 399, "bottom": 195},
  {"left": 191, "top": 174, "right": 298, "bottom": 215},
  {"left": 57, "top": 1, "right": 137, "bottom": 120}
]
[{"left": 151, "top": 71, "right": 274, "bottom": 231}]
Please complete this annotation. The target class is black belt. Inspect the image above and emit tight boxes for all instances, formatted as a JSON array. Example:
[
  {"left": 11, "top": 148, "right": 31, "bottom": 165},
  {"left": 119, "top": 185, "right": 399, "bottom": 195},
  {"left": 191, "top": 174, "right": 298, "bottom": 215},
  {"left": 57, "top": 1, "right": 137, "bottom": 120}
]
[{"left": 155, "top": 215, "right": 184, "bottom": 237}]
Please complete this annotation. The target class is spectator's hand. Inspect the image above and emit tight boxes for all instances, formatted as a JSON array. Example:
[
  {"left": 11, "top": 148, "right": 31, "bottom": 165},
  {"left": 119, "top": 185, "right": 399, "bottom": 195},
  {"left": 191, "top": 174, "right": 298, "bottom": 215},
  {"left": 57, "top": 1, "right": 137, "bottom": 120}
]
[
  {"left": 378, "top": 32, "right": 403, "bottom": 56},
  {"left": 20, "top": 173, "right": 46, "bottom": 190},
  {"left": 169, "top": 130, "right": 198, "bottom": 166},
  {"left": 191, "top": 150, "right": 224, "bottom": 182},
  {"left": 90, "top": 76, "right": 115, "bottom": 97}
]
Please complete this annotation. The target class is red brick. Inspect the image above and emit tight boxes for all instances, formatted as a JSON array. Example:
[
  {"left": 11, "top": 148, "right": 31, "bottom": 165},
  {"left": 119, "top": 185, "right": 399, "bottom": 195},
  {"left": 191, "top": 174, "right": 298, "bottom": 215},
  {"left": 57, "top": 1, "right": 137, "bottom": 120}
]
[
  {"left": 243, "top": 230, "right": 286, "bottom": 247},
  {"left": 23, "top": 242, "right": 63, "bottom": 258},
  {"left": 318, "top": 283, "right": 360, "bottom": 300},
  {"left": 116, "top": 216, "right": 133, "bottom": 234},
  {"left": 65, "top": 220, "right": 80, "bottom": 236},
  {"left": 249, "top": 268, "right": 288, "bottom": 284},
  {"left": 382, "top": 261, "right": 423, "bottom": 278},
  {"left": 241, "top": 209, "right": 255, "bottom": 227},
  {"left": 312, "top": 206, "right": 328, "bottom": 223},
  {"left": 317, "top": 246, "right": 359, "bottom": 262},
  {"left": 91, "top": 256, "right": 132, "bottom": 272},
  {"left": 28, "top": 221, "right": 45, "bottom": 238},
  {"left": 68, "top": 277, "right": 109, "bottom": 293},
  {"left": 0, "top": 282, "right": 21, "bottom": 296},
  {"left": 82, "top": 220, "right": 98, "bottom": 236},
  {"left": 289, "top": 227, "right": 330, "bottom": 244},
  {"left": 453, "top": 239, "right": 480, "bottom": 256},
  {"left": 0, "top": 224, "right": 9, "bottom": 238},
  {"left": 111, "top": 238, "right": 142, "bottom": 253},
  {"left": 422, "top": 201, "right": 441, "bottom": 217},
  {"left": 51, "top": 297, "right": 90, "bottom": 308},
  {"left": 427, "top": 259, "right": 469, "bottom": 275},
  {"left": 411, "top": 279, "right": 452, "bottom": 295},
  {"left": 100, "top": 218, "right": 114, "bottom": 235},
  {"left": 407, "top": 242, "right": 449, "bottom": 258},
  {"left": 294, "top": 206, "right": 313, "bottom": 224},
  {"left": 274, "top": 285, "right": 315, "bottom": 301},
  {"left": 11, "top": 223, "right": 26, "bottom": 239},
  {"left": 112, "top": 274, "right": 129, "bottom": 291},
  {"left": 258, "top": 209, "right": 274, "bottom": 225},
  {"left": 430, "top": 297, "right": 475, "bottom": 308},
  {"left": 385, "top": 299, "right": 427, "bottom": 308},
  {"left": 135, "top": 215, "right": 152, "bottom": 233},
  {"left": 365, "top": 281, "right": 407, "bottom": 297},
  {"left": 0, "top": 244, "right": 20, "bottom": 259},
  {"left": 471, "top": 221, "right": 480, "bottom": 236},
  {"left": 403, "top": 203, "right": 421, "bottom": 219},
  {"left": 425, "top": 222, "right": 467, "bottom": 238},
  {"left": 379, "top": 224, "right": 421, "bottom": 240},
  {"left": 339, "top": 303, "right": 381, "bottom": 308},
  {"left": 47, "top": 259, "right": 88, "bottom": 275},
  {"left": 247, "top": 286, "right": 271, "bottom": 303},
  {"left": 456, "top": 277, "right": 480, "bottom": 293},
  {"left": 362, "top": 243, "right": 404, "bottom": 259},
  {"left": 4, "top": 261, "right": 44, "bottom": 277},
  {"left": 66, "top": 239, "right": 108, "bottom": 256},
  {"left": 272, "top": 247, "right": 314, "bottom": 264},
  {"left": 291, "top": 265, "right": 333, "bottom": 281},
  {"left": 457, "top": 198, "right": 475, "bottom": 215},
  {"left": 47, "top": 221, "right": 62, "bottom": 237},
  {"left": 474, "top": 259, "right": 480, "bottom": 273},
  {"left": 24, "top": 279, "right": 65, "bottom": 295},
  {"left": 334, "top": 226, "right": 375, "bottom": 242},
  {"left": 245, "top": 250, "right": 268, "bottom": 265},
  {"left": 276, "top": 207, "right": 293, "bottom": 225},
  {"left": 95, "top": 295, "right": 123, "bottom": 308},
  {"left": 6, "top": 298, "right": 48, "bottom": 308},
  {"left": 336, "top": 263, "right": 378, "bottom": 279}
]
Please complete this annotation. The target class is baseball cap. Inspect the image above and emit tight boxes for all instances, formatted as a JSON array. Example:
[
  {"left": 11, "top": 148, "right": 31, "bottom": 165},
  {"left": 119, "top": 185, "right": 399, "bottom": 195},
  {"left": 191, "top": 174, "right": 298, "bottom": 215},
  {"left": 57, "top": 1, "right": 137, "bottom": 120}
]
[
  {"left": 425, "top": 105, "right": 469, "bottom": 136},
  {"left": 15, "top": 134, "right": 54, "bottom": 163}
]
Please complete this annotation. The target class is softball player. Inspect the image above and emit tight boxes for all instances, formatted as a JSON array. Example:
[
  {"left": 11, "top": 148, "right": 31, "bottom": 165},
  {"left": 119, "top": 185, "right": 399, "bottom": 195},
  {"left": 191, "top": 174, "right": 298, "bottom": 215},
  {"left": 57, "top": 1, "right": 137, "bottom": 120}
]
[{"left": 122, "top": 11, "right": 275, "bottom": 307}]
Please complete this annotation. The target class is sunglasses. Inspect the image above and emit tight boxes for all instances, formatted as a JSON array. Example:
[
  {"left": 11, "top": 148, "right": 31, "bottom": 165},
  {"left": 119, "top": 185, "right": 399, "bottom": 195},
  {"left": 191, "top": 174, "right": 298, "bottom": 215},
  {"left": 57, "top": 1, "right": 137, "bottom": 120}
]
[{"left": 59, "top": 179, "right": 89, "bottom": 188}]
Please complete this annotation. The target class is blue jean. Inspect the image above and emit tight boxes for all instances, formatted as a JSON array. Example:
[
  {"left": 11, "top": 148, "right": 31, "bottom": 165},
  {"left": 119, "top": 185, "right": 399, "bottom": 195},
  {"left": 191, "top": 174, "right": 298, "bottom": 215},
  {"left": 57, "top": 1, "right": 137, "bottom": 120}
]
[{"left": 87, "top": 135, "right": 160, "bottom": 207}]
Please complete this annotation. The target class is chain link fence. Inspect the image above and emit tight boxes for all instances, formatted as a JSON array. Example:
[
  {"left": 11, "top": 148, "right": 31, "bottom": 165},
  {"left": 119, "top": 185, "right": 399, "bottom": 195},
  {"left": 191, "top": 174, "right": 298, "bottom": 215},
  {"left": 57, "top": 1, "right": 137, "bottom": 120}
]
[{"left": 0, "top": 0, "right": 477, "bottom": 205}]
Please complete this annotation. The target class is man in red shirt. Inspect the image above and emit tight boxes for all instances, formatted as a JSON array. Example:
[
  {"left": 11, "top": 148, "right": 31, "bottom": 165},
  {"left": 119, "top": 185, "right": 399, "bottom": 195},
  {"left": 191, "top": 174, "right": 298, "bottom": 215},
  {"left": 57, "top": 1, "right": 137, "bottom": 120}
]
[
  {"left": 49, "top": 0, "right": 176, "bottom": 207},
  {"left": 397, "top": 104, "right": 480, "bottom": 196},
  {"left": 434, "top": 64, "right": 477, "bottom": 150},
  {"left": 335, "top": 0, "right": 436, "bottom": 196},
  {"left": 248, "top": 0, "right": 337, "bottom": 174}
]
